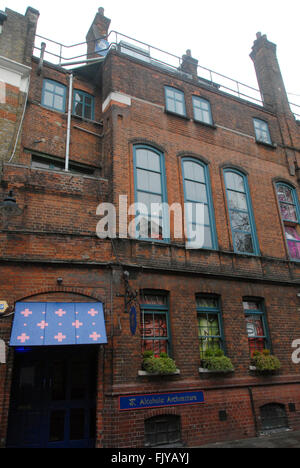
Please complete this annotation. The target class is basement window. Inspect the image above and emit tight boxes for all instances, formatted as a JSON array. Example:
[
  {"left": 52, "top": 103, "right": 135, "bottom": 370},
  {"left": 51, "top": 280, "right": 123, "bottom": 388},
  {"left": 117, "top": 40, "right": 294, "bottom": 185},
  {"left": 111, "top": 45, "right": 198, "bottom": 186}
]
[
  {"left": 145, "top": 416, "right": 182, "bottom": 447},
  {"left": 31, "top": 154, "right": 96, "bottom": 176}
]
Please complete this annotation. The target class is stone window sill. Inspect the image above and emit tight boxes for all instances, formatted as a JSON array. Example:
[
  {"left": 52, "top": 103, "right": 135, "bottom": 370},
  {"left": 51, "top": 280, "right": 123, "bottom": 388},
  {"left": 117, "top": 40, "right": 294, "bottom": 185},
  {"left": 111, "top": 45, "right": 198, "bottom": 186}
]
[{"left": 138, "top": 369, "right": 180, "bottom": 377}]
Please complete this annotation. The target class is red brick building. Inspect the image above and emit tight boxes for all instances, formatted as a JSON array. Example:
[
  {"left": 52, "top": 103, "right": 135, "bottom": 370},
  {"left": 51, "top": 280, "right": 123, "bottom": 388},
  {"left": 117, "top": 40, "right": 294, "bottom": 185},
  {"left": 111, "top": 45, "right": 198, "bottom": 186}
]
[{"left": 0, "top": 6, "right": 300, "bottom": 448}]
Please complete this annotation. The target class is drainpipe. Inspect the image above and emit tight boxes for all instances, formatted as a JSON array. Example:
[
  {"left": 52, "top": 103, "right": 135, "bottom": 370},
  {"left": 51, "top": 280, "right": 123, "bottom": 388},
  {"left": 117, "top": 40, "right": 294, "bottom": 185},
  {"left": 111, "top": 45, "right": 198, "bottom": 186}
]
[
  {"left": 248, "top": 386, "right": 259, "bottom": 436},
  {"left": 65, "top": 72, "right": 73, "bottom": 172}
]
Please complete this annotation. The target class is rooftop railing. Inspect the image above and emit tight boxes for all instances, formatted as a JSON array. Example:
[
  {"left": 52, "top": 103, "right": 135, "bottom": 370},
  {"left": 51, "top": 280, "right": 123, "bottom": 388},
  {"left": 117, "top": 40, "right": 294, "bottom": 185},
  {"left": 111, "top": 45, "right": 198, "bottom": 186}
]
[{"left": 33, "top": 31, "right": 300, "bottom": 119}]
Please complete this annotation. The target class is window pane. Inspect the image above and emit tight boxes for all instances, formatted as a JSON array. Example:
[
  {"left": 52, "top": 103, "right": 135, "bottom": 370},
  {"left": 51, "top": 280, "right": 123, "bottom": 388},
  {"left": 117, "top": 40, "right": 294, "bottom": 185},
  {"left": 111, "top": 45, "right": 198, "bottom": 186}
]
[
  {"left": 45, "top": 81, "right": 55, "bottom": 92},
  {"left": 43, "top": 91, "right": 54, "bottom": 108},
  {"left": 285, "top": 227, "right": 300, "bottom": 259},
  {"left": 225, "top": 172, "right": 245, "bottom": 192},
  {"left": 198, "top": 314, "right": 220, "bottom": 337},
  {"left": 246, "top": 315, "right": 265, "bottom": 338},
  {"left": 233, "top": 232, "right": 254, "bottom": 253},
  {"left": 277, "top": 185, "right": 293, "bottom": 203},
  {"left": 136, "top": 169, "right": 162, "bottom": 193},
  {"left": 185, "top": 180, "right": 207, "bottom": 203},
  {"left": 136, "top": 150, "right": 160, "bottom": 172},
  {"left": 231, "top": 211, "right": 251, "bottom": 232},
  {"left": 141, "top": 294, "right": 167, "bottom": 305},
  {"left": 279, "top": 203, "right": 297, "bottom": 222},
  {"left": 55, "top": 85, "right": 65, "bottom": 96},
  {"left": 243, "top": 301, "right": 260, "bottom": 310},
  {"left": 54, "top": 95, "right": 64, "bottom": 111},
  {"left": 84, "top": 106, "right": 92, "bottom": 120},
  {"left": 74, "top": 92, "right": 84, "bottom": 103},
  {"left": 137, "top": 192, "right": 162, "bottom": 213},
  {"left": 196, "top": 297, "right": 219, "bottom": 308},
  {"left": 228, "top": 191, "right": 248, "bottom": 211},
  {"left": 183, "top": 161, "right": 205, "bottom": 183}
]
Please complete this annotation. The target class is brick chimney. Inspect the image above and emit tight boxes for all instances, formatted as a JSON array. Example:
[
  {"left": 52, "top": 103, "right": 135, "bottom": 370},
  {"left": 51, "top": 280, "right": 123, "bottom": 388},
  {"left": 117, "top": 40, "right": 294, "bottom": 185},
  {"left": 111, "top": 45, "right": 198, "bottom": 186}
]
[
  {"left": 179, "top": 49, "right": 198, "bottom": 79},
  {"left": 250, "top": 32, "right": 292, "bottom": 115},
  {"left": 86, "top": 7, "right": 111, "bottom": 59}
]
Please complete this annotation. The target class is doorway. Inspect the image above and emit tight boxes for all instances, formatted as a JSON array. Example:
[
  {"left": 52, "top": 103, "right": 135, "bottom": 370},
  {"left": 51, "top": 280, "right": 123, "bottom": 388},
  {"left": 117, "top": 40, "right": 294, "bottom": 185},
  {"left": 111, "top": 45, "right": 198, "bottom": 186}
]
[{"left": 6, "top": 346, "right": 98, "bottom": 448}]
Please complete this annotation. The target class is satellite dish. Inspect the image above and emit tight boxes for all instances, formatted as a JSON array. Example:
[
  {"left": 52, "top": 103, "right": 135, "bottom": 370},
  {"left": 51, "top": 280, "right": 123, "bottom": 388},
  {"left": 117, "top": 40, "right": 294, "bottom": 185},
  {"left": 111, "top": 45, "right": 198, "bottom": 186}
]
[{"left": 95, "top": 39, "right": 109, "bottom": 56}]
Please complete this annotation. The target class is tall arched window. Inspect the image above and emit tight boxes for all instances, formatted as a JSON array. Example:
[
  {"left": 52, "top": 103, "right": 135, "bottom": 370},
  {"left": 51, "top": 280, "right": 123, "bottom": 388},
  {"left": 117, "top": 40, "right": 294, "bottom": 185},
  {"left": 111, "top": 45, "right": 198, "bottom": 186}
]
[
  {"left": 276, "top": 182, "right": 300, "bottom": 260},
  {"left": 182, "top": 158, "right": 217, "bottom": 249},
  {"left": 224, "top": 169, "right": 259, "bottom": 255},
  {"left": 133, "top": 145, "right": 168, "bottom": 241}
]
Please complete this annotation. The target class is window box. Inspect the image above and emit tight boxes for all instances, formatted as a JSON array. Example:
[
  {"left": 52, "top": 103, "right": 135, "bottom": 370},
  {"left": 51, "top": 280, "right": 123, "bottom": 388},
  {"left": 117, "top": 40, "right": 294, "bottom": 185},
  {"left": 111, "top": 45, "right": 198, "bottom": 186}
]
[
  {"left": 199, "top": 367, "right": 234, "bottom": 374},
  {"left": 138, "top": 369, "right": 180, "bottom": 377},
  {"left": 250, "top": 350, "right": 281, "bottom": 374},
  {"left": 141, "top": 351, "right": 178, "bottom": 376}
]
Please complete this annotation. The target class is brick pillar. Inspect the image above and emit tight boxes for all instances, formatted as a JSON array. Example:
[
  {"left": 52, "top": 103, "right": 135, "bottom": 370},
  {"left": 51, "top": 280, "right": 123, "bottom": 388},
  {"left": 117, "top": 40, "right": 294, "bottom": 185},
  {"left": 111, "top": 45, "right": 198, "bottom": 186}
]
[
  {"left": 86, "top": 7, "right": 111, "bottom": 60},
  {"left": 250, "top": 32, "right": 292, "bottom": 115}
]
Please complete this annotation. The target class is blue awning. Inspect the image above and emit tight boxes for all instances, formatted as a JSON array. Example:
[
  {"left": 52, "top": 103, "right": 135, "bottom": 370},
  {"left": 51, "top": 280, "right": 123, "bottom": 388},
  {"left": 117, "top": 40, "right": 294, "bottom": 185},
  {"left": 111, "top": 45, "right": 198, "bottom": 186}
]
[{"left": 10, "top": 302, "right": 107, "bottom": 347}]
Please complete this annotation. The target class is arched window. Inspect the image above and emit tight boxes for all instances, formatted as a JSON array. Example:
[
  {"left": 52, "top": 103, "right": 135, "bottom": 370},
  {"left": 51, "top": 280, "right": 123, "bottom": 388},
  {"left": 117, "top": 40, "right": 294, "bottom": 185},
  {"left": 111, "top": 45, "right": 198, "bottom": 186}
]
[
  {"left": 224, "top": 169, "right": 259, "bottom": 255},
  {"left": 145, "top": 415, "right": 181, "bottom": 447},
  {"left": 276, "top": 182, "right": 300, "bottom": 260},
  {"left": 182, "top": 158, "right": 217, "bottom": 249},
  {"left": 133, "top": 145, "right": 168, "bottom": 241}
]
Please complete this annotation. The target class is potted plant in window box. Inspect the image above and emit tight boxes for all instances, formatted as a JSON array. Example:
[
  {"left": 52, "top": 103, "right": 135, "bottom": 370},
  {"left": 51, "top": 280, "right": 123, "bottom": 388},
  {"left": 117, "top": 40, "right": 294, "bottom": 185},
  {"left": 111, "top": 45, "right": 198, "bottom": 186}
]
[
  {"left": 138, "top": 351, "right": 179, "bottom": 376},
  {"left": 250, "top": 349, "right": 281, "bottom": 374},
  {"left": 199, "top": 349, "right": 234, "bottom": 374}
]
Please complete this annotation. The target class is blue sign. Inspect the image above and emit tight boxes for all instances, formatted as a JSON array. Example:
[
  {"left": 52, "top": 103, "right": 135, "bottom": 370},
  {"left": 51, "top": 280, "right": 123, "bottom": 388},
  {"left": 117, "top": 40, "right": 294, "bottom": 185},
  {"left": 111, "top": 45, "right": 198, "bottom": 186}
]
[
  {"left": 129, "top": 306, "right": 137, "bottom": 336},
  {"left": 119, "top": 391, "right": 204, "bottom": 411}
]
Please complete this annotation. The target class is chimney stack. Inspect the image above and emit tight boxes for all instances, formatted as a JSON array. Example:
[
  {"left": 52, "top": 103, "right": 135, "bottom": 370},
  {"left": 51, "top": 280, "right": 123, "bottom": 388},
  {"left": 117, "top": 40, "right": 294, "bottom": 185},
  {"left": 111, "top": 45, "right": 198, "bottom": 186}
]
[
  {"left": 250, "top": 32, "right": 291, "bottom": 115},
  {"left": 86, "top": 7, "right": 111, "bottom": 59},
  {"left": 179, "top": 49, "right": 198, "bottom": 79}
]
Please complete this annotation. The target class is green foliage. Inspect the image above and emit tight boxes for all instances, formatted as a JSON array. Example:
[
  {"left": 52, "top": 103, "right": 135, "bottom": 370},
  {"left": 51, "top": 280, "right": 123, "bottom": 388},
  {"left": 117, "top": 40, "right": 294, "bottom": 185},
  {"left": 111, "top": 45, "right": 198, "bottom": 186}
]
[
  {"left": 142, "top": 352, "right": 177, "bottom": 375},
  {"left": 202, "top": 349, "right": 234, "bottom": 372},
  {"left": 251, "top": 350, "right": 281, "bottom": 373}
]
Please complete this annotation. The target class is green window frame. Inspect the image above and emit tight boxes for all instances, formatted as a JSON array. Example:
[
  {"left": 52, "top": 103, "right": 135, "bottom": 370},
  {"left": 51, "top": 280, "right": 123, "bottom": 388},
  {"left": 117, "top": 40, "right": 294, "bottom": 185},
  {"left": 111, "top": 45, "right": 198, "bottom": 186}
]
[
  {"left": 140, "top": 292, "right": 171, "bottom": 356},
  {"left": 224, "top": 168, "right": 260, "bottom": 255},
  {"left": 192, "top": 96, "right": 213, "bottom": 125},
  {"left": 73, "top": 90, "right": 94, "bottom": 120},
  {"left": 243, "top": 299, "right": 270, "bottom": 356},
  {"left": 133, "top": 145, "right": 169, "bottom": 241},
  {"left": 196, "top": 296, "right": 224, "bottom": 359},
  {"left": 253, "top": 118, "right": 272, "bottom": 145},
  {"left": 182, "top": 158, "right": 218, "bottom": 250},
  {"left": 41, "top": 79, "right": 66, "bottom": 113},
  {"left": 164, "top": 86, "right": 186, "bottom": 116},
  {"left": 276, "top": 182, "right": 300, "bottom": 261}
]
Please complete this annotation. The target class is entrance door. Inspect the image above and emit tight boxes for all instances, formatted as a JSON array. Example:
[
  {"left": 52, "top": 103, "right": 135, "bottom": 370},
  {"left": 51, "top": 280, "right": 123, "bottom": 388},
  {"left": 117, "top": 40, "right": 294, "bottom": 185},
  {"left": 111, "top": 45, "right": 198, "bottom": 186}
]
[{"left": 6, "top": 346, "right": 97, "bottom": 448}]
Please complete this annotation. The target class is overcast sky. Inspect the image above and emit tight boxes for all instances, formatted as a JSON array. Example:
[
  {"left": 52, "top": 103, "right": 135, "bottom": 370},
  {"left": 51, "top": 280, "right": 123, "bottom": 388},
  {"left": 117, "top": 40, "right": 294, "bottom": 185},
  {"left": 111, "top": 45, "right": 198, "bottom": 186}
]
[{"left": 3, "top": 0, "right": 300, "bottom": 112}]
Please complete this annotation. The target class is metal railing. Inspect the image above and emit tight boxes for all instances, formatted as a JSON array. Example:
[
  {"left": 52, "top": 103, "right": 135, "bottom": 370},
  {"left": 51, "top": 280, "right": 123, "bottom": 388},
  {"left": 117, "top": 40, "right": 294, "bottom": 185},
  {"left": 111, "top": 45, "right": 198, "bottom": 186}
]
[{"left": 33, "top": 31, "right": 299, "bottom": 117}]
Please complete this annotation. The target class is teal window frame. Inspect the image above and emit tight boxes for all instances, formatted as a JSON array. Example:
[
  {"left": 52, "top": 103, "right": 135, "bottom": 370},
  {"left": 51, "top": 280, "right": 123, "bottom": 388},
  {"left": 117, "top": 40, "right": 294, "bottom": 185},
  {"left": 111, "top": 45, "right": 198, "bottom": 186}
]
[
  {"left": 182, "top": 157, "right": 218, "bottom": 250},
  {"left": 243, "top": 299, "right": 270, "bottom": 355},
  {"left": 224, "top": 168, "right": 260, "bottom": 256},
  {"left": 276, "top": 182, "right": 300, "bottom": 261},
  {"left": 192, "top": 96, "right": 213, "bottom": 125},
  {"left": 140, "top": 292, "right": 171, "bottom": 356},
  {"left": 133, "top": 144, "right": 169, "bottom": 242},
  {"left": 73, "top": 89, "right": 95, "bottom": 120},
  {"left": 41, "top": 79, "right": 67, "bottom": 113},
  {"left": 253, "top": 118, "right": 272, "bottom": 145},
  {"left": 196, "top": 296, "right": 225, "bottom": 359},
  {"left": 164, "top": 86, "right": 186, "bottom": 116}
]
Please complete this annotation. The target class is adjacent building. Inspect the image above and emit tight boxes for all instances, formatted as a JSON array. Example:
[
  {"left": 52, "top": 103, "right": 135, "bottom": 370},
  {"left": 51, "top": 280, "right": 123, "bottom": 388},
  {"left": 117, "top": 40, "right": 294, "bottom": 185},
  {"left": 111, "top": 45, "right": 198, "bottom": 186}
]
[{"left": 0, "top": 6, "right": 300, "bottom": 448}]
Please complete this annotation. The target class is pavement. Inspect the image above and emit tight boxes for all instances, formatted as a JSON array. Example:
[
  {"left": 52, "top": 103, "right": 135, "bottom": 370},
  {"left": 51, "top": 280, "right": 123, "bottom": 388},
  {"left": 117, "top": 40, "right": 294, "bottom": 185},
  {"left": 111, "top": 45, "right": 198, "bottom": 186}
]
[{"left": 199, "top": 429, "right": 300, "bottom": 448}]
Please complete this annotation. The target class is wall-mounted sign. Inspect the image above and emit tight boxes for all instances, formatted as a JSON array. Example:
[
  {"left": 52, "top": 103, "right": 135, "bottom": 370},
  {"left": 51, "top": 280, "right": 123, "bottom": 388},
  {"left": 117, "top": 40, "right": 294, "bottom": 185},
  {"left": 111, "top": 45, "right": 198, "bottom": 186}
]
[
  {"left": 0, "top": 301, "right": 8, "bottom": 314},
  {"left": 129, "top": 306, "right": 137, "bottom": 336},
  {"left": 119, "top": 390, "right": 204, "bottom": 411}
]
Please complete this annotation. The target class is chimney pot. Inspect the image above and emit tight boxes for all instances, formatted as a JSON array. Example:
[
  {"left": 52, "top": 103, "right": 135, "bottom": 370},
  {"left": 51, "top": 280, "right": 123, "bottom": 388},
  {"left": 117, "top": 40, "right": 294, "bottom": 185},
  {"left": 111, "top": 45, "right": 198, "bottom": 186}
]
[{"left": 98, "top": 7, "right": 104, "bottom": 15}]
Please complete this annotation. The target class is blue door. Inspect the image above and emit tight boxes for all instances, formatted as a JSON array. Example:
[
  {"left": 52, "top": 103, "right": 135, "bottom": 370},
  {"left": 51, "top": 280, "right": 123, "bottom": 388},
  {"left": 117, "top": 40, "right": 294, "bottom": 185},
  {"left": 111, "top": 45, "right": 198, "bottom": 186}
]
[{"left": 6, "top": 346, "right": 97, "bottom": 448}]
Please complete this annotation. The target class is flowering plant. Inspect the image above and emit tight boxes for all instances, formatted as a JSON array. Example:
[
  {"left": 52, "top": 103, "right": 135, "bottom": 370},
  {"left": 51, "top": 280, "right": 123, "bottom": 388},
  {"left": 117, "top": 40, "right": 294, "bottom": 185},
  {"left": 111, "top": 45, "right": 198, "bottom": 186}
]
[
  {"left": 142, "top": 351, "right": 177, "bottom": 375},
  {"left": 251, "top": 349, "right": 281, "bottom": 374}
]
